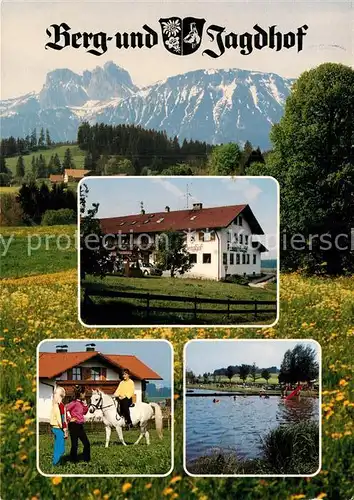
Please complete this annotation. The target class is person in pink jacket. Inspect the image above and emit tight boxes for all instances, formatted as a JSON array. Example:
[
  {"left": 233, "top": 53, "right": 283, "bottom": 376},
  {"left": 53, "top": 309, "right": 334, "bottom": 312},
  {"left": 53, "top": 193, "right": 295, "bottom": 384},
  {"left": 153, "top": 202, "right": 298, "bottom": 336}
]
[{"left": 66, "top": 385, "right": 90, "bottom": 463}]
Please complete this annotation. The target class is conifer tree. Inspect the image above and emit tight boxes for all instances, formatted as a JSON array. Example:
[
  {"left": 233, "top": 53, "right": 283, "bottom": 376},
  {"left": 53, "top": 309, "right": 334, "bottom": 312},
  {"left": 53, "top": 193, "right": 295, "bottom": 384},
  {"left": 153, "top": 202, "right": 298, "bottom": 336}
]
[{"left": 16, "top": 156, "right": 25, "bottom": 178}]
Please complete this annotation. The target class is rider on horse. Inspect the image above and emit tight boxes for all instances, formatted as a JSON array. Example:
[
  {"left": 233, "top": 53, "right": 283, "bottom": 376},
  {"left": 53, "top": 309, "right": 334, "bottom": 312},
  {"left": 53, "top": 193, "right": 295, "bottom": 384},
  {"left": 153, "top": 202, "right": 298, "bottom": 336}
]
[{"left": 114, "top": 369, "right": 134, "bottom": 428}]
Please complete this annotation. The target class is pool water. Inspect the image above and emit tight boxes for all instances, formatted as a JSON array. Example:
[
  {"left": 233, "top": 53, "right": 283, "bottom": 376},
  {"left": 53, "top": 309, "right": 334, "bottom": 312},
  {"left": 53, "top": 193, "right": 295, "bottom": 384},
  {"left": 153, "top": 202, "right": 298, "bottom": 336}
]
[{"left": 186, "top": 395, "right": 319, "bottom": 462}]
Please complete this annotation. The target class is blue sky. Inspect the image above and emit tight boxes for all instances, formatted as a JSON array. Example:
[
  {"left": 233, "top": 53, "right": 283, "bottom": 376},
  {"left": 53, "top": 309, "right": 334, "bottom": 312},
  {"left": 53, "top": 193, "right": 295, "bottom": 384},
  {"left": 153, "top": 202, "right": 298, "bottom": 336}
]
[
  {"left": 39, "top": 340, "right": 172, "bottom": 386},
  {"left": 185, "top": 340, "right": 320, "bottom": 375},
  {"left": 83, "top": 176, "right": 278, "bottom": 257}
]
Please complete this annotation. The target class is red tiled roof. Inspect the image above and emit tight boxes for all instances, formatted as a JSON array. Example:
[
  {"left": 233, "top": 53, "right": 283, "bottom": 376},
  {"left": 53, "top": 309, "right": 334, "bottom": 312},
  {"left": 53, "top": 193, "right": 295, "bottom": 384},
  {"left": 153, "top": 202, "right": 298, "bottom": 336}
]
[
  {"left": 64, "top": 169, "right": 90, "bottom": 178},
  {"left": 49, "top": 174, "right": 63, "bottom": 183},
  {"left": 39, "top": 352, "right": 162, "bottom": 380},
  {"left": 99, "top": 204, "right": 264, "bottom": 235}
]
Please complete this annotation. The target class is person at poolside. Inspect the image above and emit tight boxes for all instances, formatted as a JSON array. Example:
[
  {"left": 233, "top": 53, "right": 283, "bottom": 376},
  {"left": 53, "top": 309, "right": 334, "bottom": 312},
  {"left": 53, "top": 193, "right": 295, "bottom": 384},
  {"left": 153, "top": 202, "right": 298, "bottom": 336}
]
[
  {"left": 50, "top": 386, "right": 67, "bottom": 466},
  {"left": 66, "top": 385, "right": 90, "bottom": 463},
  {"left": 114, "top": 369, "right": 134, "bottom": 428}
]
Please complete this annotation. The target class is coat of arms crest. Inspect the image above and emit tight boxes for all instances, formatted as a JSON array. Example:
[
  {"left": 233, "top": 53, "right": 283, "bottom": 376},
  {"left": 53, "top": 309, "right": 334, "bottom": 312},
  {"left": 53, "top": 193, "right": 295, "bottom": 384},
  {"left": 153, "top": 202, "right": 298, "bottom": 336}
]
[{"left": 159, "top": 17, "right": 206, "bottom": 55}]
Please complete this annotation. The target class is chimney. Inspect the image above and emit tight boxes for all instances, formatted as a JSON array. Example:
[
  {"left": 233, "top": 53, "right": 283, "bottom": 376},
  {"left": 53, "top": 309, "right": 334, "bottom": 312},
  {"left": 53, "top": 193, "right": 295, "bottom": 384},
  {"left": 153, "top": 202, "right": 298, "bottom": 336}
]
[
  {"left": 165, "top": 206, "right": 170, "bottom": 212},
  {"left": 141, "top": 209, "right": 145, "bottom": 215},
  {"left": 56, "top": 344, "right": 68, "bottom": 353},
  {"left": 85, "top": 343, "right": 96, "bottom": 352},
  {"left": 192, "top": 203, "right": 203, "bottom": 210}
]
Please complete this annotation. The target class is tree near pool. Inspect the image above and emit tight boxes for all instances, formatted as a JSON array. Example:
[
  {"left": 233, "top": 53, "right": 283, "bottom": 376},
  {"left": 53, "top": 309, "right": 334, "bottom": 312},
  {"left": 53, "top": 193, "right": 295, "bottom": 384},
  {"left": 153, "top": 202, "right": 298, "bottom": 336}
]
[
  {"left": 249, "top": 362, "right": 259, "bottom": 383},
  {"left": 279, "top": 344, "right": 319, "bottom": 384},
  {"left": 225, "top": 365, "right": 235, "bottom": 384},
  {"left": 239, "top": 364, "right": 250, "bottom": 383},
  {"left": 261, "top": 369, "right": 271, "bottom": 383},
  {"left": 155, "top": 231, "right": 193, "bottom": 277},
  {"left": 248, "top": 63, "right": 354, "bottom": 275}
]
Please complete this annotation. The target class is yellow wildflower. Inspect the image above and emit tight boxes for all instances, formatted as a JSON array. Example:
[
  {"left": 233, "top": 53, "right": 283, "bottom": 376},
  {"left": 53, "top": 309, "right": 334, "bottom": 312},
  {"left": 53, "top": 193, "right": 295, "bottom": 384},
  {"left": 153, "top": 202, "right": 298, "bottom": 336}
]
[
  {"left": 339, "top": 379, "right": 348, "bottom": 387},
  {"left": 93, "top": 489, "right": 101, "bottom": 496},
  {"left": 163, "top": 487, "right": 174, "bottom": 496},
  {"left": 170, "top": 475, "right": 182, "bottom": 484},
  {"left": 122, "top": 483, "right": 132, "bottom": 494},
  {"left": 145, "top": 483, "right": 152, "bottom": 489},
  {"left": 316, "top": 494, "right": 327, "bottom": 499},
  {"left": 51, "top": 476, "right": 62, "bottom": 485}
]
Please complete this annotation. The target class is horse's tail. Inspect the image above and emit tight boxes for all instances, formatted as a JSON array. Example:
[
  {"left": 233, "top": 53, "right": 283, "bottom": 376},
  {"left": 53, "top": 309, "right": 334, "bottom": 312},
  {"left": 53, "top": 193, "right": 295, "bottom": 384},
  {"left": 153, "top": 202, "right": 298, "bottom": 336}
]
[{"left": 149, "top": 403, "right": 163, "bottom": 440}]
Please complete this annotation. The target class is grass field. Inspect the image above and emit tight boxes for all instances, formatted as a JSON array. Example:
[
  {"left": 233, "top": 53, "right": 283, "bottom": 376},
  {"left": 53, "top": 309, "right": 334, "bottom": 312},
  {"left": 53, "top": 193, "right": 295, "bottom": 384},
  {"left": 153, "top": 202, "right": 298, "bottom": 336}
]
[
  {"left": 82, "top": 275, "right": 277, "bottom": 325},
  {"left": 38, "top": 430, "right": 172, "bottom": 475},
  {"left": 4, "top": 145, "right": 85, "bottom": 176},
  {"left": 1, "top": 226, "right": 77, "bottom": 278},
  {"left": 0, "top": 186, "right": 20, "bottom": 193},
  {"left": 1, "top": 225, "right": 354, "bottom": 499}
]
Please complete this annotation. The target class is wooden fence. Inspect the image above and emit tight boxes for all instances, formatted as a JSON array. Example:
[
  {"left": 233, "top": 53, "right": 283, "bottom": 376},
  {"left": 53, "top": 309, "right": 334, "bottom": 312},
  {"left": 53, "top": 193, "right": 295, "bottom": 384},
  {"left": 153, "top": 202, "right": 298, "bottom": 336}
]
[{"left": 84, "top": 288, "right": 277, "bottom": 320}]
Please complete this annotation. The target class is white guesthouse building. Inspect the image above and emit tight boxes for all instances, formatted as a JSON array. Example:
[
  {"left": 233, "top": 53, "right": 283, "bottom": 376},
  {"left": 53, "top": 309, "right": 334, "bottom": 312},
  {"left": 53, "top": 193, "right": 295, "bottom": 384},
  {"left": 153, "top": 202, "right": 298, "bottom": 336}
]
[
  {"left": 38, "top": 344, "right": 162, "bottom": 422},
  {"left": 100, "top": 203, "right": 268, "bottom": 280}
]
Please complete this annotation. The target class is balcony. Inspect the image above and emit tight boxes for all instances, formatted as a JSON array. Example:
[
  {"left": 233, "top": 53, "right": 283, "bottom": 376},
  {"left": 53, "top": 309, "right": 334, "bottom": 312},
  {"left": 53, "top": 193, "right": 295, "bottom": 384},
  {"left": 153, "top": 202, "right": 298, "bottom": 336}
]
[{"left": 227, "top": 243, "right": 248, "bottom": 252}]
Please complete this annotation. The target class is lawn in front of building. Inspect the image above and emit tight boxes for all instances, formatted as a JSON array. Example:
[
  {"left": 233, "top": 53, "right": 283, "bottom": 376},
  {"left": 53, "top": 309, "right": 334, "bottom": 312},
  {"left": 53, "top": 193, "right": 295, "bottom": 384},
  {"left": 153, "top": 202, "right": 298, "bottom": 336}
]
[{"left": 81, "top": 275, "right": 277, "bottom": 325}]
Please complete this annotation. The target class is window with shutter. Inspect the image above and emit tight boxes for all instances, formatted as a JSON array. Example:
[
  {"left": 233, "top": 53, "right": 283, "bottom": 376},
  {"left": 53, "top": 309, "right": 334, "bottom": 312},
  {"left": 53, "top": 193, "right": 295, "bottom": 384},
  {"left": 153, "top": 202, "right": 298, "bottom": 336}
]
[
  {"left": 67, "top": 369, "right": 73, "bottom": 379},
  {"left": 100, "top": 368, "right": 107, "bottom": 381}
]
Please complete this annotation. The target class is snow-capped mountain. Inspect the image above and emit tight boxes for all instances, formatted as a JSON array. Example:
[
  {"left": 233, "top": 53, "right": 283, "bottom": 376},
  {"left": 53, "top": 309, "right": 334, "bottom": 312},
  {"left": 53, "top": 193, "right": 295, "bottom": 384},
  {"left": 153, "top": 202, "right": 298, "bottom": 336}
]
[{"left": 0, "top": 62, "right": 294, "bottom": 148}]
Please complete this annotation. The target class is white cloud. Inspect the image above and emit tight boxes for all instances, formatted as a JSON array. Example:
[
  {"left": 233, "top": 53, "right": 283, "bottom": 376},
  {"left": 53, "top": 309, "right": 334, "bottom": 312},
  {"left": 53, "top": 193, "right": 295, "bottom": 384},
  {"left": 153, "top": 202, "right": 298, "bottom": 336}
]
[
  {"left": 151, "top": 178, "right": 199, "bottom": 205},
  {"left": 222, "top": 177, "right": 262, "bottom": 202}
]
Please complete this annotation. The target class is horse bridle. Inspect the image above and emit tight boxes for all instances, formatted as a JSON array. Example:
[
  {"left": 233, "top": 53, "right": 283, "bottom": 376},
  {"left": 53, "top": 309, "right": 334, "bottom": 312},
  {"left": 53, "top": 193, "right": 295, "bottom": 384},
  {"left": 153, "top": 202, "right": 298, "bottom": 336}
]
[{"left": 89, "top": 393, "right": 115, "bottom": 412}]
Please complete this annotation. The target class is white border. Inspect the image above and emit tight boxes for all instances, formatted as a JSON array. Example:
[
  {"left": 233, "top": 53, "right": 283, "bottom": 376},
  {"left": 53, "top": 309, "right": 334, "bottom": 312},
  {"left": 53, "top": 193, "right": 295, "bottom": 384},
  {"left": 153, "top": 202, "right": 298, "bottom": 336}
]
[
  {"left": 77, "top": 175, "right": 280, "bottom": 329},
  {"left": 182, "top": 338, "right": 322, "bottom": 477},
  {"left": 36, "top": 338, "right": 174, "bottom": 478}
]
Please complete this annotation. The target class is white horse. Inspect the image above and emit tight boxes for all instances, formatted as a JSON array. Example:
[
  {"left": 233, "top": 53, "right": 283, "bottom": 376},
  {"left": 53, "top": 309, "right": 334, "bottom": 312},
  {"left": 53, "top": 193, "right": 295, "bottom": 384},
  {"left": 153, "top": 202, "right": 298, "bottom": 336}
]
[{"left": 89, "top": 389, "right": 163, "bottom": 447}]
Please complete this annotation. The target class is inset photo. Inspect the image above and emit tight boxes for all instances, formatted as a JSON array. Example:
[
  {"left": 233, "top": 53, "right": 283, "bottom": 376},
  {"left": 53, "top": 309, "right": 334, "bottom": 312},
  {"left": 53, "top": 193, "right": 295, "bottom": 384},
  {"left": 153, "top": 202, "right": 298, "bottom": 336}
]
[
  {"left": 37, "top": 339, "right": 173, "bottom": 476},
  {"left": 184, "top": 339, "right": 321, "bottom": 476},
  {"left": 79, "top": 176, "right": 278, "bottom": 327}
]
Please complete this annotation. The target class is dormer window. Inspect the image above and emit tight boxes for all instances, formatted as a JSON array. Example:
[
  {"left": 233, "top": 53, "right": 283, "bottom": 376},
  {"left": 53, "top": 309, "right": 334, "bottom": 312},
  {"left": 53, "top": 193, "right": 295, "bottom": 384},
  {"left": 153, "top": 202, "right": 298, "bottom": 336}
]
[
  {"left": 157, "top": 218, "right": 164, "bottom": 223},
  {"left": 190, "top": 215, "right": 197, "bottom": 221},
  {"left": 131, "top": 221, "right": 136, "bottom": 225},
  {"left": 144, "top": 219, "right": 150, "bottom": 224},
  {"left": 120, "top": 222, "right": 125, "bottom": 226}
]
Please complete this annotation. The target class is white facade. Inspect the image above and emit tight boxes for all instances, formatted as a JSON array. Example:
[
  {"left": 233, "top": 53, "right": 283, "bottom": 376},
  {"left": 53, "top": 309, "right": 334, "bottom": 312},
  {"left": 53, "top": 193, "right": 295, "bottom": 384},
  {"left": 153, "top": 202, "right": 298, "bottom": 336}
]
[{"left": 137, "top": 214, "right": 263, "bottom": 280}]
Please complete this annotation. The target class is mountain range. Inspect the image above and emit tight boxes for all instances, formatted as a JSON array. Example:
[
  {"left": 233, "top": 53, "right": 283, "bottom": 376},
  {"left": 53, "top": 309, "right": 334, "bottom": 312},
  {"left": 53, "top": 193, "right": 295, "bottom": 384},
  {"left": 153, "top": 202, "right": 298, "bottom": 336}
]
[{"left": 0, "top": 61, "right": 295, "bottom": 149}]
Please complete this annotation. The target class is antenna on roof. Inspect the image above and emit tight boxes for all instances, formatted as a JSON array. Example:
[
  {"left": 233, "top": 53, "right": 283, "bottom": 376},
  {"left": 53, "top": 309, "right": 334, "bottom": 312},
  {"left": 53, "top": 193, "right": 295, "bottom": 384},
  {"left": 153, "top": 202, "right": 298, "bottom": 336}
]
[
  {"left": 185, "top": 183, "right": 192, "bottom": 209},
  {"left": 140, "top": 201, "right": 145, "bottom": 215}
]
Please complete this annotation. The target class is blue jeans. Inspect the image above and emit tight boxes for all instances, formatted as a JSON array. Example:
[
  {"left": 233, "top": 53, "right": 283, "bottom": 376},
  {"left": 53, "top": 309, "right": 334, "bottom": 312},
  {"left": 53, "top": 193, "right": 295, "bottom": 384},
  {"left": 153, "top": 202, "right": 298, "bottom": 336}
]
[{"left": 52, "top": 427, "right": 65, "bottom": 465}]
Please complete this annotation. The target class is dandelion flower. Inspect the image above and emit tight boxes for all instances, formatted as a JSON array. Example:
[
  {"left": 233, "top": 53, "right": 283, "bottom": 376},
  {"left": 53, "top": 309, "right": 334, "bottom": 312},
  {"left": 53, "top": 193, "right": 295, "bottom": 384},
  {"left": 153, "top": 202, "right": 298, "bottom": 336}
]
[
  {"left": 51, "top": 476, "right": 62, "bottom": 486},
  {"left": 163, "top": 487, "right": 174, "bottom": 496},
  {"left": 93, "top": 489, "right": 101, "bottom": 496}
]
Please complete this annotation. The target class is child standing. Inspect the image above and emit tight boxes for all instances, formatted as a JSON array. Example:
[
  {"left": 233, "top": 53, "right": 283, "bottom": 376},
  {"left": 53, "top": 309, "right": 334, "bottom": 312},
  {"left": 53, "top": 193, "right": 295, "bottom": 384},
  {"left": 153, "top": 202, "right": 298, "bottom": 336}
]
[
  {"left": 66, "top": 385, "right": 91, "bottom": 463},
  {"left": 50, "top": 386, "right": 67, "bottom": 466}
]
